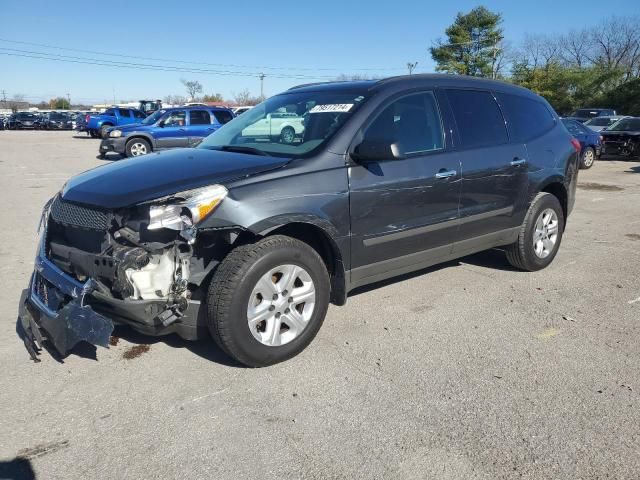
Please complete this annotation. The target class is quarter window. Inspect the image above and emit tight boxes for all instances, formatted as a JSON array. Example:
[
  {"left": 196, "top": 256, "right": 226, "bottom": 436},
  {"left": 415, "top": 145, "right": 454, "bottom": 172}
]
[
  {"left": 133, "top": 110, "right": 146, "bottom": 119},
  {"left": 190, "top": 110, "right": 211, "bottom": 125},
  {"left": 496, "top": 93, "right": 555, "bottom": 142},
  {"left": 362, "top": 92, "right": 444, "bottom": 156},
  {"left": 446, "top": 89, "right": 508, "bottom": 148},
  {"left": 118, "top": 108, "right": 130, "bottom": 117}
]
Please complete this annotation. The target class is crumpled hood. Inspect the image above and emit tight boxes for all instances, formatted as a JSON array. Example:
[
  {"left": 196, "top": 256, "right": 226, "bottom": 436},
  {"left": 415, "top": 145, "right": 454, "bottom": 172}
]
[{"left": 62, "top": 148, "right": 290, "bottom": 208}]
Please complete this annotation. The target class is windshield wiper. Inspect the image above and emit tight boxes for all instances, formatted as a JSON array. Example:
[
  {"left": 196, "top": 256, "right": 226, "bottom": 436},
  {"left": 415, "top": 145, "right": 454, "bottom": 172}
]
[{"left": 219, "top": 145, "right": 270, "bottom": 156}]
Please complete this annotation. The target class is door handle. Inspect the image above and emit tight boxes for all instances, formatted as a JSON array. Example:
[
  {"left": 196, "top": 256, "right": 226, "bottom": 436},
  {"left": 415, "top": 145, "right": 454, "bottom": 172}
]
[
  {"left": 435, "top": 170, "right": 457, "bottom": 179},
  {"left": 511, "top": 158, "right": 527, "bottom": 166}
]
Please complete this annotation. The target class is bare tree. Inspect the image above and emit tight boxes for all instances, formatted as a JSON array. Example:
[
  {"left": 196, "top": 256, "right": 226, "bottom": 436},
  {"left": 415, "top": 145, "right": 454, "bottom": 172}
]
[
  {"left": 163, "top": 94, "right": 187, "bottom": 106},
  {"left": 232, "top": 89, "right": 264, "bottom": 106},
  {"left": 589, "top": 16, "right": 640, "bottom": 80},
  {"left": 8, "top": 93, "right": 26, "bottom": 112},
  {"left": 180, "top": 79, "right": 203, "bottom": 101},
  {"left": 560, "top": 29, "right": 593, "bottom": 67}
]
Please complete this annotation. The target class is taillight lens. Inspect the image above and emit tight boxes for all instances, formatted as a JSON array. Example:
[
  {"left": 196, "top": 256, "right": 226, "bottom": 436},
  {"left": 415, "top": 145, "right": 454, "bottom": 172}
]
[
  {"left": 599, "top": 135, "right": 603, "bottom": 143},
  {"left": 570, "top": 138, "right": 581, "bottom": 153},
  {"left": 85, "top": 115, "right": 90, "bottom": 123}
]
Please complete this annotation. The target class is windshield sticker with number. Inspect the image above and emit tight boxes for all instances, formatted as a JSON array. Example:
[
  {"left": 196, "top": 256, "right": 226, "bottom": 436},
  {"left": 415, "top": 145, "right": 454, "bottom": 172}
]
[{"left": 309, "top": 104, "right": 354, "bottom": 113}]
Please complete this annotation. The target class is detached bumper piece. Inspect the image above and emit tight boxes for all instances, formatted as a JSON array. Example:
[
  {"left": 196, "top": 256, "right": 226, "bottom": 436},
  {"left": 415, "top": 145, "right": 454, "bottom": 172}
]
[{"left": 20, "top": 253, "right": 114, "bottom": 361}]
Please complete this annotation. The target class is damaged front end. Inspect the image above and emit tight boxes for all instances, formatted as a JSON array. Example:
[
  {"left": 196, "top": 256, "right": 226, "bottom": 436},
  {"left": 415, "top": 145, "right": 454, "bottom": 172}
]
[{"left": 20, "top": 185, "right": 235, "bottom": 361}]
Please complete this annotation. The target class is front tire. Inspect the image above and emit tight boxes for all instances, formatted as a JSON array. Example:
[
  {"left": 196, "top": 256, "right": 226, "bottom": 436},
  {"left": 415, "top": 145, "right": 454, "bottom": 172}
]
[
  {"left": 505, "top": 192, "right": 564, "bottom": 271},
  {"left": 580, "top": 146, "right": 595, "bottom": 169},
  {"left": 207, "top": 235, "right": 330, "bottom": 367},
  {"left": 125, "top": 138, "right": 151, "bottom": 157}
]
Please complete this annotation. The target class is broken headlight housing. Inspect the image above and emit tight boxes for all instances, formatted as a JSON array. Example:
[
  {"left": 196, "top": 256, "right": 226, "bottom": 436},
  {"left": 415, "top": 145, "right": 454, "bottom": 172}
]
[{"left": 148, "top": 185, "right": 228, "bottom": 232}]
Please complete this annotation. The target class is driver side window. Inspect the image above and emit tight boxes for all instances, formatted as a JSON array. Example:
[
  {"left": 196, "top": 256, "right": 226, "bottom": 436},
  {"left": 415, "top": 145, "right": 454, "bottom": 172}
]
[
  {"left": 163, "top": 111, "right": 186, "bottom": 127},
  {"left": 362, "top": 92, "right": 444, "bottom": 156}
]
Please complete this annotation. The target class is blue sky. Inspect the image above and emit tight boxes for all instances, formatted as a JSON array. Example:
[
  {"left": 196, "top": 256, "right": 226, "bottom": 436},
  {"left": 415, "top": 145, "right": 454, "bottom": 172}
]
[{"left": 1, "top": 0, "right": 638, "bottom": 104}]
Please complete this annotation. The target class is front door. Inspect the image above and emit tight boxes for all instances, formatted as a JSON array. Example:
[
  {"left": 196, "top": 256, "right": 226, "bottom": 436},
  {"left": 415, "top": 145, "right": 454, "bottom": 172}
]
[
  {"left": 155, "top": 110, "right": 189, "bottom": 148},
  {"left": 349, "top": 91, "right": 461, "bottom": 287}
]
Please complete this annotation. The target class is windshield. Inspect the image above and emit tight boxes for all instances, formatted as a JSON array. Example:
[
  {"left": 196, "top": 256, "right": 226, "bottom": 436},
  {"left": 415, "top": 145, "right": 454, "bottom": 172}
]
[
  {"left": 142, "top": 109, "right": 165, "bottom": 125},
  {"left": 198, "top": 90, "right": 368, "bottom": 158},
  {"left": 49, "top": 113, "right": 66, "bottom": 120},
  {"left": 585, "top": 117, "right": 613, "bottom": 127},
  {"left": 17, "top": 113, "right": 36, "bottom": 119},
  {"left": 608, "top": 118, "right": 640, "bottom": 131},
  {"left": 572, "top": 109, "right": 601, "bottom": 118}
]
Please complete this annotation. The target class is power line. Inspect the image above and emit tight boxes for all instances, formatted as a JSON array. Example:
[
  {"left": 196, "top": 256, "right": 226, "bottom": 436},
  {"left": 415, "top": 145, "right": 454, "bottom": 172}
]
[
  {"left": 0, "top": 47, "right": 336, "bottom": 80},
  {"left": 0, "top": 37, "right": 408, "bottom": 74}
]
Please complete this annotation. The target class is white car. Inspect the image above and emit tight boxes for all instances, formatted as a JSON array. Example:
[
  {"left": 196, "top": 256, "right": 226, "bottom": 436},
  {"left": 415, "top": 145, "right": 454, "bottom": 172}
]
[
  {"left": 241, "top": 112, "right": 304, "bottom": 144},
  {"left": 232, "top": 106, "right": 253, "bottom": 116}
]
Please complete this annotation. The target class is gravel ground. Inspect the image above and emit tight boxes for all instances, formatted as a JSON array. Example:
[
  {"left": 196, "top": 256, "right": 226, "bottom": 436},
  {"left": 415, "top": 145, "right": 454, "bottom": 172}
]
[{"left": 0, "top": 130, "right": 639, "bottom": 480}]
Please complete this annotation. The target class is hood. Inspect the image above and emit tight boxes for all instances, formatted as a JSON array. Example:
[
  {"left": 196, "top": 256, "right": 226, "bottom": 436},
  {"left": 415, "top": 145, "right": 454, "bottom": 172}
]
[
  {"left": 116, "top": 123, "right": 151, "bottom": 133},
  {"left": 62, "top": 148, "right": 290, "bottom": 208}
]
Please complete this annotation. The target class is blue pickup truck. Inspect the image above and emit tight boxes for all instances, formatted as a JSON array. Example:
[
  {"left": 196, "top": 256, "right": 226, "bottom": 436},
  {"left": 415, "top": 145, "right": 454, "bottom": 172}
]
[
  {"left": 99, "top": 106, "right": 234, "bottom": 158},
  {"left": 86, "top": 107, "right": 148, "bottom": 138}
]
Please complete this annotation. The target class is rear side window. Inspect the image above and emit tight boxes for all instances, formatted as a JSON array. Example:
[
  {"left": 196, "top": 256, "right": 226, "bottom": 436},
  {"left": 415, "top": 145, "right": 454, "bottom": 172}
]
[
  {"left": 213, "top": 110, "right": 233, "bottom": 125},
  {"left": 563, "top": 120, "right": 583, "bottom": 136},
  {"left": 446, "top": 89, "right": 508, "bottom": 148},
  {"left": 104, "top": 109, "right": 115, "bottom": 116},
  {"left": 362, "top": 91, "right": 444, "bottom": 156},
  {"left": 118, "top": 108, "right": 130, "bottom": 117},
  {"left": 496, "top": 93, "right": 555, "bottom": 142},
  {"left": 133, "top": 110, "right": 146, "bottom": 119},
  {"left": 190, "top": 110, "right": 211, "bottom": 125}
]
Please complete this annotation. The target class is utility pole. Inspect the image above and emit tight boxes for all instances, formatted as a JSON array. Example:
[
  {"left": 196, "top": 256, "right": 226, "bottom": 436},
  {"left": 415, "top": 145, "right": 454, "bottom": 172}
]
[
  {"left": 407, "top": 62, "right": 418, "bottom": 75},
  {"left": 258, "top": 73, "right": 265, "bottom": 98},
  {"left": 1, "top": 89, "right": 6, "bottom": 108},
  {"left": 66, "top": 93, "right": 71, "bottom": 109}
]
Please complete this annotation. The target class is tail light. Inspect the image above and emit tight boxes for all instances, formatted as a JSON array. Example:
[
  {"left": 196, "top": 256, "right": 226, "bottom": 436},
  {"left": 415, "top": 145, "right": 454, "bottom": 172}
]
[
  {"left": 599, "top": 135, "right": 603, "bottom": 143},
  {"left": 570, "top": 138, "right": 581, "bottom": 153},
  {"left": 85, "top": 115, "right": 90, "bottom": 123}
]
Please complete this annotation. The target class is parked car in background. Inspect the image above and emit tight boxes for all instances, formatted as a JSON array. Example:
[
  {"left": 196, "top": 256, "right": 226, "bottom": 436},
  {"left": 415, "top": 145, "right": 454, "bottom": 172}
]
[
  {"left": 138, "top": 99, "right": 162, "bottom": 115},
  {"left": 40, "top": 112, "right": 73, "bottom": 130},
  {"left": 567, "top": 108, "right": 617, "bottom": 123},
  {"left": 21, "top": 75, "right": 580, "bottom": 366},
  {"left": 561, "top": 118, "right": 601, "bottom": 169},
  {"left": 99, "top": 106, "right": 234, "bottom": 158},
  {"left": 584, "top": 115, "right": 630, "bottom": 132},
  {"left": 232, "top": 106, "right": 253, "bottom": 116},
  {"left": 241, "top": 110, "right": 304, "bottom": 143},
  {"left": 7, "top": 112, "right": 39, "bottom": 129},
  {"left": 600, "top": 117, "right": 640, "bottom": 159},
  {"left": 86, "top": 107, "right": 147, "bottom": 138}
]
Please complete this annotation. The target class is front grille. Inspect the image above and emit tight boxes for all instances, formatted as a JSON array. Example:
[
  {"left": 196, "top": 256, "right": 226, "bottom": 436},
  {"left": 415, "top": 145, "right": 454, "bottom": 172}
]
[{"left": 50, "top": 196, "right": 109, "bottom": 230}]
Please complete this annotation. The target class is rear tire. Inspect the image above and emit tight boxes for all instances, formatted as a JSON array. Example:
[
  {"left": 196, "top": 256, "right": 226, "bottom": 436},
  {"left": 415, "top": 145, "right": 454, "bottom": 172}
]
[
  {"left": 280, "top": 126, "right": 295, "bottom": 144},
  {"left": 580, "top": 146, "right": 595, "bottom": 169},
  {"left": 207, "top": 235, "right": 330, "bottom": 367},
  {"left": 505, "top": 192, "right": 564, "bottom": 271},
  {"left": 125, "top": 138, "right": 151, "bottom": 157}
]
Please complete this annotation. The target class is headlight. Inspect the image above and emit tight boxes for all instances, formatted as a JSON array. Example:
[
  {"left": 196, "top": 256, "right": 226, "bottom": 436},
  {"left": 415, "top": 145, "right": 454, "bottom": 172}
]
[
  {"left": 148, "top": 185, "right": 228, "bottom": 231},
  {"left": 109, "top": 129, "right": 122, "bottom": 138}
]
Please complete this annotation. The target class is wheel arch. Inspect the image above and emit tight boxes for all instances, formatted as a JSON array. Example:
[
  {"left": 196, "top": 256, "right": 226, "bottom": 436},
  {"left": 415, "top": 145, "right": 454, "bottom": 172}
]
[
  {"left": 254, "top": 219, "right": 347, "bottom": 306},
  {"left": 125, "top": 134, "right": 155, "bottom": 150},
  {"left": 537, "top": 180, "right": 568, "bottom": 222}
]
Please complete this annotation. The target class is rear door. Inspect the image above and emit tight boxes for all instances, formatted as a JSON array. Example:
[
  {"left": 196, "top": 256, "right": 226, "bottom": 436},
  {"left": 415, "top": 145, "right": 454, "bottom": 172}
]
[
  {"left": 445, "top": 89, "right": 528, "bottom": 253},
  {"left": 187, "top": 109, "right": 214, "bottom": 146},
  {"left": 349, "top": 90, "right": 462, "bottom": 286},
  {"left": 155, "top": 110, "right": 188, "bottom": 148}
]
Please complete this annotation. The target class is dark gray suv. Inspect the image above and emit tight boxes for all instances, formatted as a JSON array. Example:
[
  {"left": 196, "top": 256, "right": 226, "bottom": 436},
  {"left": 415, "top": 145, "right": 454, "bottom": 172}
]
[{"left": 20, "top": 75, "right": 579, "bottom": 366}]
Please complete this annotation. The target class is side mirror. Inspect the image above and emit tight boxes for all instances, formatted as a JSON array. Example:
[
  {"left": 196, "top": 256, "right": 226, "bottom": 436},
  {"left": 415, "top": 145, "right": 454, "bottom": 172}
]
[
  {"left": 350, "top": 139, "right": 404, "bottom": 162},
  {"left": 158, "top": 120, "right": 165, "bottom": 128}
]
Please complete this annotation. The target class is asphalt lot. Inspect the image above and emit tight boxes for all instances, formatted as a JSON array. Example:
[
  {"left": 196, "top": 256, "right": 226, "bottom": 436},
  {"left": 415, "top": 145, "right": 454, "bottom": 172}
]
[{"left": 0, "top": 130, "right": 639, "bottom": 479}]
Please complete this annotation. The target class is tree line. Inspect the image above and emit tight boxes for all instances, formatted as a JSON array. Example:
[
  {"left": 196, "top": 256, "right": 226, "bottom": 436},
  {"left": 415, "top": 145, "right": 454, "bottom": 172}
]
[{"left": 430, "top": 6, "right": 640, "bottom": 115}]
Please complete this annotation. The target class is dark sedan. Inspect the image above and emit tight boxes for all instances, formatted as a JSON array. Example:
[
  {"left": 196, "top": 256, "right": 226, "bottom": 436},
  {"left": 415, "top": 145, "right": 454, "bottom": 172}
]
[
  {"left": 561, "top": 118, "right": 602, "bottom": 169},
  {"left": 600, "top": 117, "right": 640, "bottom": 159},
  {"left": 7, "top": 112, "right": 39, "bottom": 129},
  {"left": 41, "top": 112, "right": 73, "bottom": 130}
]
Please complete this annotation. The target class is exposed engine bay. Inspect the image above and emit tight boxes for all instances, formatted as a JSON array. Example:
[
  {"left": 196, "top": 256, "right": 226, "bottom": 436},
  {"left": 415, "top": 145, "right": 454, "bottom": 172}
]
[{"left": 21, "top": 187, "right": 240, "bottom": 360}]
